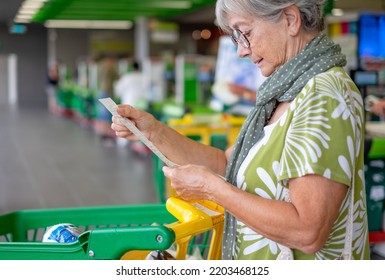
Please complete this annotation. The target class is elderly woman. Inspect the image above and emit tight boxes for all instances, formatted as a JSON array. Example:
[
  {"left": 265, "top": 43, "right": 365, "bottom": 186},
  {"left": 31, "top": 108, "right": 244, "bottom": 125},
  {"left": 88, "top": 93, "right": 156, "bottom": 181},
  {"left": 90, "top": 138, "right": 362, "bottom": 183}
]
[{"left": 112, "top": 0, "right": 370, "bottom": 260}]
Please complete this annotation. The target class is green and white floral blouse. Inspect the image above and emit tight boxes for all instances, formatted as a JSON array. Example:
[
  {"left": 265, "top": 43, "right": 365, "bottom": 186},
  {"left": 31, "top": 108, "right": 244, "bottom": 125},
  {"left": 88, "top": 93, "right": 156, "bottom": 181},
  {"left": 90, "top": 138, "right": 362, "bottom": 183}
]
[{"left": 234, "top": 67, "right": 371, "bottom": 260}]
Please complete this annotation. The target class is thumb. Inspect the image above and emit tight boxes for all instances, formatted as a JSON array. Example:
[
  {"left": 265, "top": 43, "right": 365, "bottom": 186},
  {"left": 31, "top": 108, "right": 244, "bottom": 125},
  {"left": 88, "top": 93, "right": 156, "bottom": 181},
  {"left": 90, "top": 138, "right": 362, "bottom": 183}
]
[
  {"left": 162, "top": 166, "right": 174, "bottom": 178},
  {"left": 116, "top": 105, "right": 136, "bottom": 118}
]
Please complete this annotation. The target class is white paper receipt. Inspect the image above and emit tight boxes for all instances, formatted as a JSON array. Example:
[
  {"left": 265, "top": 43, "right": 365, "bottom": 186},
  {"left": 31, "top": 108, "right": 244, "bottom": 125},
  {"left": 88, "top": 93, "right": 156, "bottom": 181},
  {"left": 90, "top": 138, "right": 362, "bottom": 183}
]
[{"left": 98, "top": 98, "right": 178, "bottom": 168}]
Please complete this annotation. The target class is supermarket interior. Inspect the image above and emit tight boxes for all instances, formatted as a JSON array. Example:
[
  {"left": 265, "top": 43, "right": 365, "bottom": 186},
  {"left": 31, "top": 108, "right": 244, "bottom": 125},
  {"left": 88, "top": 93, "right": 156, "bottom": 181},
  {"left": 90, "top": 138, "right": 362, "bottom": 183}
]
[{"left": 1, "top": 0, "right": 385, "bottom": 261}]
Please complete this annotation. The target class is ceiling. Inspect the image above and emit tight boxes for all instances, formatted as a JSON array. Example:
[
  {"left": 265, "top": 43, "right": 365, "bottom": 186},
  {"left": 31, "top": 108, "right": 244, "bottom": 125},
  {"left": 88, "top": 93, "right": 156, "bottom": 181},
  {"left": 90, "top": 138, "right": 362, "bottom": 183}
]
[
  {"left": 33, "top": 0, "right": 216, "bottom": 22},
  {"left": 1, "top": 0, "right": 385, "bottom": 27},
  {"left": 0, "top": 0, "right": 24, "bottom": 24},
  {"left": 0, "top": 0, "right": 217, "bottom": 25}
]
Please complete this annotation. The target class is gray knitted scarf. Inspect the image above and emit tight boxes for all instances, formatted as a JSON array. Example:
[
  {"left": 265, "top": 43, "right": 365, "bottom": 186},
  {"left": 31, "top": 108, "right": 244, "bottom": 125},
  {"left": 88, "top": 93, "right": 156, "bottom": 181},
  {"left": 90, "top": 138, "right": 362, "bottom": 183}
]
[{"left": 222, "top": 32, "right": 347, "bottom": 259}]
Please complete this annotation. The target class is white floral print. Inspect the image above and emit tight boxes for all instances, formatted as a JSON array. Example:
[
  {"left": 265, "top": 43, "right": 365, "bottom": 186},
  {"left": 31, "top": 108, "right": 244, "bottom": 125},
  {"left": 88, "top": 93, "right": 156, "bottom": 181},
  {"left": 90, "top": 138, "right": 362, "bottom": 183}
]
[{"left": 235, "top": 67, "right": 370, "bottom": 260}]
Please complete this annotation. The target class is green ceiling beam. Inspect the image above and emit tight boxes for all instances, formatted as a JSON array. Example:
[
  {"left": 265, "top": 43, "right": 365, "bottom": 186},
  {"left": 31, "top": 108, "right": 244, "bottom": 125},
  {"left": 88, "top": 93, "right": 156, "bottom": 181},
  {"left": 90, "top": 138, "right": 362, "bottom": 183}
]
[{"left": 32, "top": 0, "right": 216, "bottom": 22}]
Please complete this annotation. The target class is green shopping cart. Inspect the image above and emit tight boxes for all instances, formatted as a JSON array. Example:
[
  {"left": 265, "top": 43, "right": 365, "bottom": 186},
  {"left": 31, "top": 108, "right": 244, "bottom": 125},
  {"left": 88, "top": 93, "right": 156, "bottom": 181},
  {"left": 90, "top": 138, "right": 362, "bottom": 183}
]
[{"left": 0, "top": 197, "right": 224, "bottom": 260}]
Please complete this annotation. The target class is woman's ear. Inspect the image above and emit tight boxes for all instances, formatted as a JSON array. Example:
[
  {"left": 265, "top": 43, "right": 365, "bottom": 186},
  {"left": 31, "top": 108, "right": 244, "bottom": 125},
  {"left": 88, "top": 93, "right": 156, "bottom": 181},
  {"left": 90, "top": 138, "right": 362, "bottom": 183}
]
[{"left": 283, "top": 5, "right": 301, "bottom": 36}]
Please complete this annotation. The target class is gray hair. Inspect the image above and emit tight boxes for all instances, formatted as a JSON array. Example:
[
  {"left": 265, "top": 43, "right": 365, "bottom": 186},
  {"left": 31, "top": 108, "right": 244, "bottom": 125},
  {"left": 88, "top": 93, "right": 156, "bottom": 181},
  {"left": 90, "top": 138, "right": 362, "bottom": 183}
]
[{"left": 216, "top": 0, "right": 325, "bottom": 34}]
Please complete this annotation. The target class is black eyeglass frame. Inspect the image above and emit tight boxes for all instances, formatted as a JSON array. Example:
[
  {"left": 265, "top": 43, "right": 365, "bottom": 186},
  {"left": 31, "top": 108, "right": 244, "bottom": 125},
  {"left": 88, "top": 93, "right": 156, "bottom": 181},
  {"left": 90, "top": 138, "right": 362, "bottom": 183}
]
[{"left": 231, "top": 29, "right": 251, "bottom": 49}]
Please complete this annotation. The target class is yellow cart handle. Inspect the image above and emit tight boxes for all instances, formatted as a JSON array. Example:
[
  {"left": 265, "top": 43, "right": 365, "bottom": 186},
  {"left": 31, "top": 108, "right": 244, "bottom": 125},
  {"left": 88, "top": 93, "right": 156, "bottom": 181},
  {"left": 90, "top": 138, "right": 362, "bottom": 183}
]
[
  {"left": 121, "top": 197, "right": 224, "bottom": 260},
  {"left": 165, "top": 197, "right": 224, "bottom": 260}
]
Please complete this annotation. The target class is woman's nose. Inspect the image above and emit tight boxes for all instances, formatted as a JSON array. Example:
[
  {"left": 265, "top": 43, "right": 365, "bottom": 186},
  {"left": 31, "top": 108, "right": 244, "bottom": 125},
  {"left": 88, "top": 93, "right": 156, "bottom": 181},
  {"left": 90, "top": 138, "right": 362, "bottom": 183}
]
[{"left": 236, "top": 44, "right": 251, "bottom": 58}]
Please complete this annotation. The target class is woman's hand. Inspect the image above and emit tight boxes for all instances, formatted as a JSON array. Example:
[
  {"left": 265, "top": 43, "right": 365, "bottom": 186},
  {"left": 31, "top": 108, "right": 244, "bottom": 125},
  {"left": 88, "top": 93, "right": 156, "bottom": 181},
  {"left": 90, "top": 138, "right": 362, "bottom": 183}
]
[
  {"left": 370, "top": 99, "right": 385, "bottom": 117},
  {"left": 163, "top": 165, "right": 223, "bottom": 201},
  {"left": 111, "top": 104, "right": 158, "bottom": 141}
]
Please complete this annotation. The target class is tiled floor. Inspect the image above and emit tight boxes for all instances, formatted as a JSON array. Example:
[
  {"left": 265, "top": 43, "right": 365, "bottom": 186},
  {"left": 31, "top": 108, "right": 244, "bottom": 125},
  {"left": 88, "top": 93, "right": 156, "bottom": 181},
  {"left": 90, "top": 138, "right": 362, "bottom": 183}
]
[{"left": 0, "top": 105, "right": 159, "bottom": 215}]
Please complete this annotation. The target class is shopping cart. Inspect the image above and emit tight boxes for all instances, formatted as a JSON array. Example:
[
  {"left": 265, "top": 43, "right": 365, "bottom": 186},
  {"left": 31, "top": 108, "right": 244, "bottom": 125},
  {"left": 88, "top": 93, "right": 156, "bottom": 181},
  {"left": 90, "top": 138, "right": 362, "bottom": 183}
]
[{"left": 0, "top": 197, "right": 224, "bottom": 260}]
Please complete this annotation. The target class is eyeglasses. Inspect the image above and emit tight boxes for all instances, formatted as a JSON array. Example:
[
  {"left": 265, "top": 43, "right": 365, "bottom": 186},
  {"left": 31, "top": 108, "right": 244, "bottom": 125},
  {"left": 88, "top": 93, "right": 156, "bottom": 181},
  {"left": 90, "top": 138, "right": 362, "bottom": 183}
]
[{"left": 231, "top": 29, "right": 250, "bottom": 49}]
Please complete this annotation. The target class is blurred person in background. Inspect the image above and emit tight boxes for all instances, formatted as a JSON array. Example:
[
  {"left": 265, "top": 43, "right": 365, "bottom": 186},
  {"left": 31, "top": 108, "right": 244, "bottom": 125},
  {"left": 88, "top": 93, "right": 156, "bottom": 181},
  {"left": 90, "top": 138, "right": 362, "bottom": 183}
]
[
  {"left": 111, "top": 0, "right": 370, "bottom": 260},
  {"left": 114, "top": 61, "right": 145, "bottom": 111},
  {"left": 114, "top": 61, "right": 147, "bottom": 149},
  {"left": 368, "top": 97, "right": 385, "bottom": 117},
  {"left": 95, "top": 54, "right": 120, "bottom": 144},
  {"left": 227, "top": 82, "right": 256, "bottom": 102},
  {"left": 364, "top": 95, "right": 385, "bottom": 158},
  {"left": 46, "top": 62, "right": 60, "bottom": 114}
]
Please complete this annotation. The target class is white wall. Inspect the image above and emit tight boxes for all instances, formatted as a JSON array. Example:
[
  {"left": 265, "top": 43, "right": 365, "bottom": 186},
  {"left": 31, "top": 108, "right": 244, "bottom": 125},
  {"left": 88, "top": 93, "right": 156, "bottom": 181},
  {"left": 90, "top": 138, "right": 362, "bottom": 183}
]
[
  {"left": 0, "top": 55, "right": 8, "bottom": 106},
  {"left": 0, "top": 54, "right": 18, "bottom": 107}
]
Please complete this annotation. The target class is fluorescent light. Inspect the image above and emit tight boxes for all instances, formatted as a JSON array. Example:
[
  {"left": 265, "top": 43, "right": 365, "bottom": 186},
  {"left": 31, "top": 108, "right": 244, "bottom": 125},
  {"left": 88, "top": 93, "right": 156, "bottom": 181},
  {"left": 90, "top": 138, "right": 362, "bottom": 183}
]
[
  {"left": 21, "top": 2, "right": 45, "bottom": 9},
  {"left": 18, "top": 9, "right": 38, "bottom": 15},
  {"left": 13, "top": 0, "right": 48, "bottom": 23},
  {"left": 23, "top": 0, "right": 49, "bottom": 3},
  {"left": 44, "top": 20, "right": 133, "bottom": 30},
  {"left": 14, "top": 15, "right": 34, "bottom": 23},
  {"left": 14, "top": 18, "right": 31, "bottom": 23}
]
